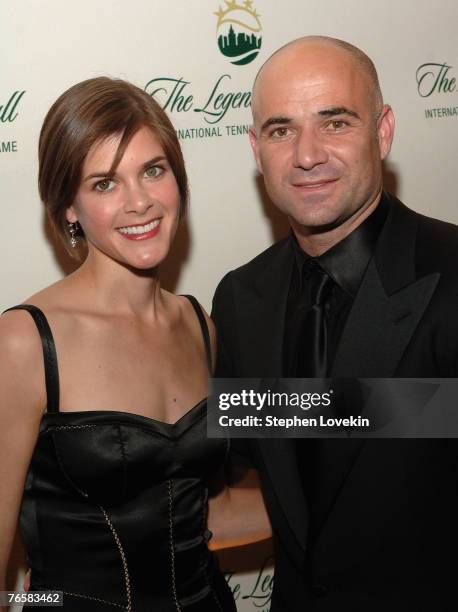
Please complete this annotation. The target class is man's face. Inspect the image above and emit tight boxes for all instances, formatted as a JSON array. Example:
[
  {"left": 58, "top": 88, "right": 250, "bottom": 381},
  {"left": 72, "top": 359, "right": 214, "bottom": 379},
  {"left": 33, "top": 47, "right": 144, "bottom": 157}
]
[{"left": 249, "top": 44, "right": 394, "bottom": 235}]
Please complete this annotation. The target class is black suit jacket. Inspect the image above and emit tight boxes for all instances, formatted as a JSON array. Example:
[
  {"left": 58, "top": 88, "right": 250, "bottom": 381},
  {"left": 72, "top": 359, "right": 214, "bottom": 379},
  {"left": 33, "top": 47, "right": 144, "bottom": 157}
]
[{"left": 212, "top": 194, "right": 458, "bottom": 611}]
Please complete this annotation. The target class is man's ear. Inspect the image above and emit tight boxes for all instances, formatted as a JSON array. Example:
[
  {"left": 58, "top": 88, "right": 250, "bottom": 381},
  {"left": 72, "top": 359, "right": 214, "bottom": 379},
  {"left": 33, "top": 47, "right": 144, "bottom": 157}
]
[
  {"left": 377, "top": 104, "right": 395, "bottom": 160},
  {"left": 248, "top": 126, "right": 263, "bottom": 175},
  {"left": 65, "top": 205, "right": 78, "bottom": 224}
]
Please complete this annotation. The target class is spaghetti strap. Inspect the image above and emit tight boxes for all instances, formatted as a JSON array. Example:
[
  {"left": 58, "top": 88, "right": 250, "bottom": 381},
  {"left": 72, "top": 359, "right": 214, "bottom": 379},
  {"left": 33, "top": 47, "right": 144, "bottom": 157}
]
[
  {"left": 182, "top": 295, "right": 212, "bottom": 373},
  {"left": 3, "top": 304, "right": 60, "bottom": 413}
]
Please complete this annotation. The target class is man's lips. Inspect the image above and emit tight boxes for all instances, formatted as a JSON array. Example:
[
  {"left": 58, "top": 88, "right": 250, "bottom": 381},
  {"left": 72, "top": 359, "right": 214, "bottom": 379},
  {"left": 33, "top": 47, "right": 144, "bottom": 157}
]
[
  {"left": 291, "top": 178, "right": 338, "bottom": 189},
  {"left": 117, "top": 218, "right": 161, "bottom": 240}
]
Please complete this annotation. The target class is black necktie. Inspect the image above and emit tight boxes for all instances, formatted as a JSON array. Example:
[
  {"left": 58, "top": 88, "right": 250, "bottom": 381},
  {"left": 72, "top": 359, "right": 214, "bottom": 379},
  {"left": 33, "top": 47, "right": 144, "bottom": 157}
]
[{"left": 297, "top": 262, "right": 333, "bottom": 378}]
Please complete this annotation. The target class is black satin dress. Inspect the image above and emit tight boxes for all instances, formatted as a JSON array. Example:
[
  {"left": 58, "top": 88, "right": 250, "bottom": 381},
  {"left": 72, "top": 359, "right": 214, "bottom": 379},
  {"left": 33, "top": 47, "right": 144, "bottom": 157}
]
[{"left": 7, "top": 298, "right": 235, "bottom": 611}]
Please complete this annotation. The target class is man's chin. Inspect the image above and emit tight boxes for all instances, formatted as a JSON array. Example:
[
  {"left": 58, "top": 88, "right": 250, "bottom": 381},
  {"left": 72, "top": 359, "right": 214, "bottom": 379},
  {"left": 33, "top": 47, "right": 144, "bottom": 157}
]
[{"left": 289, "top": 211, "right": 344, "bottom": 235}]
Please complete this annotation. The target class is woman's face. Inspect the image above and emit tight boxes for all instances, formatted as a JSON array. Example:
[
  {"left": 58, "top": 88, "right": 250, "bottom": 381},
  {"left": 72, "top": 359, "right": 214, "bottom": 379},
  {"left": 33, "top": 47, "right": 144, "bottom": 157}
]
[{"left": 67, "top": 125, "right": 181, "bottom": 271}]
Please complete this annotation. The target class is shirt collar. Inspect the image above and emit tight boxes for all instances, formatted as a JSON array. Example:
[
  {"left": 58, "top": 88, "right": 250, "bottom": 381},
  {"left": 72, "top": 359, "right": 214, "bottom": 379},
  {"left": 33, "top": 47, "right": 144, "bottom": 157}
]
[{"left": 291, "top": 195, "right": 388, "bottom": 297}]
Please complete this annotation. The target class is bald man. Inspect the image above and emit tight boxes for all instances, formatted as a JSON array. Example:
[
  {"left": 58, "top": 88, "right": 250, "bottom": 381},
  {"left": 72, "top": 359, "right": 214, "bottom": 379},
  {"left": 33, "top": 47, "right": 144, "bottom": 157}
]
[{"left": 212, "top": 37, "right": 458, "bottom": 611}]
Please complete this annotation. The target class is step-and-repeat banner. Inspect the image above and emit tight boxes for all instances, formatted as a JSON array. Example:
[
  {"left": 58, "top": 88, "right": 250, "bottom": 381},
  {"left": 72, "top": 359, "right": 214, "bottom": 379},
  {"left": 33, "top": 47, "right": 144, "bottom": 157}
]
[{"left": 2, "top": 1, "right": 458, "bottom": 610}]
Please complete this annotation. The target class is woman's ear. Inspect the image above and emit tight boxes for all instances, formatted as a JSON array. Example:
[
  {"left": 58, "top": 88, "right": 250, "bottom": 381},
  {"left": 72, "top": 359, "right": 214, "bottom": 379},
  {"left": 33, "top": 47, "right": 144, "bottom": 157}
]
[{"left": 65, "top": 205, "right": 78, "bottom": 224}]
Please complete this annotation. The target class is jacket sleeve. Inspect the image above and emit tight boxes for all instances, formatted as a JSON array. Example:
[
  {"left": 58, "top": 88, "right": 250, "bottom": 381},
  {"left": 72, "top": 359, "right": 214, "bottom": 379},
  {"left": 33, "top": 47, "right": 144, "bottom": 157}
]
[
  {"left": 211, "top": 272, "right": 254, "bottom": 466},
  {"left": 211, "top": 271, "right": 238, "bottom": 378}
]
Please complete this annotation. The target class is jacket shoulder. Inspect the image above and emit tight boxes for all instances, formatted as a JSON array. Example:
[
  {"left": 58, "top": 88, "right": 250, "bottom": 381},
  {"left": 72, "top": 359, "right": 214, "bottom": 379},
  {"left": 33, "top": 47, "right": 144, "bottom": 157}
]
[
  {"left": 413, "top": 208, "right": 458, "bottom": 270},
  {"left": 224, "top": 237, "right": 290, "bottom": 285},
  {"left": 415, "top": 209, "right": 458, "bottom": 243},
  {"left": 387, "top": 193, "right": 458, "bottom": 271}
]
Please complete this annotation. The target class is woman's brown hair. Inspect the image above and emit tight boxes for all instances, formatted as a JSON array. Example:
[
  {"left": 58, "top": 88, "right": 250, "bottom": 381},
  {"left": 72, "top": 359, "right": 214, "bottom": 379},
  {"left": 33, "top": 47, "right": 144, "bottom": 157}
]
[{"left": 38, "top": 76, "right": 188, "bottom": 253}]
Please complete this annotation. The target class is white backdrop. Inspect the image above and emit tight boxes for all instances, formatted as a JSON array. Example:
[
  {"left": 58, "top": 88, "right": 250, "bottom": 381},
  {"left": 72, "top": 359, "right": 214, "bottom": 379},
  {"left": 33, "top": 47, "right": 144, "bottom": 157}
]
[{"left": 2, "top": 1, "right": 458, "bottom": 610}]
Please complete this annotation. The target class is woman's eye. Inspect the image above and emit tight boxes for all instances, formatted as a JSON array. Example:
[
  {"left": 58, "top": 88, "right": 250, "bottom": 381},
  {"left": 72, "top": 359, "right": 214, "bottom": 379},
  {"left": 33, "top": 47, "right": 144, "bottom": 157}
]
[
  {"left": 145, "top": 165, "right": 163, "bottom": 179},
  {"left": 94, "top": 179, "right": 115, "bottom": 192}
]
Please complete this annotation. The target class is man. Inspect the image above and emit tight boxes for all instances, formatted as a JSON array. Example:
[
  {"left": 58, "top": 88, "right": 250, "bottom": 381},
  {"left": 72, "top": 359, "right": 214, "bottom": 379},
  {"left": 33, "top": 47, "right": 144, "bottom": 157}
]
[{"left": 212, "top": 37, "right": 458, "bottom": 611}]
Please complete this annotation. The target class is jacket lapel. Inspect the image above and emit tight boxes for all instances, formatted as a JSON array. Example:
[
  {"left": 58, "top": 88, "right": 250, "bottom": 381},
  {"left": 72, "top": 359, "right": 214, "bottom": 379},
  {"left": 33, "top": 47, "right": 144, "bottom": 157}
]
[
  {"left": 314, "top": 197, "right": 441, "bottom": 535},
  {"left": 331, "top": 260, "right": 440, "bottom": 377},
  {"left": 332, "top": 196, "right": 441, "bottom": 378},
  {"left": 257, "top": 438, "right": 309, "bottom": 558},
  {"left": 234, "top": 238, "right": 309, "bottom": 554},
  {"left": 237, "top": 238, "right": 293, "bottom": 377}
]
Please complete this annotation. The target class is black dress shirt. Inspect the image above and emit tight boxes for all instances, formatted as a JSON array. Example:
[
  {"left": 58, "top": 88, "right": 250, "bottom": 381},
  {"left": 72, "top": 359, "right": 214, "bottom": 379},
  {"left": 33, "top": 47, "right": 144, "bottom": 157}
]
[{"left": 283, "top": 199, "right": 388, "bottom": 376}]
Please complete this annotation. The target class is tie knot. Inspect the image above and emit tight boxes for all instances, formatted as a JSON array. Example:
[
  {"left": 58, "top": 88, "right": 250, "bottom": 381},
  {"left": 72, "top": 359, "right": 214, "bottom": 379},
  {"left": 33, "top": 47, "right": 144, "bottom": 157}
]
[{"left": 306, "top": 261, "right": 333, "bottom": 306}]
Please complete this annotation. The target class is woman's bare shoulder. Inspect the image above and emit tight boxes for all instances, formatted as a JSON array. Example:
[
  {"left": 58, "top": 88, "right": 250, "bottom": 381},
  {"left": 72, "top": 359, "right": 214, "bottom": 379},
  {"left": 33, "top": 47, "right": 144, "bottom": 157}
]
[
  {"left": 171, "top": 293, "right": 215, "bottom": 331},
  {"left": 0, "top": 308, "right": 47, "bottom": 414},
  {"left": 0, "top": 281, "right": 75, "bottom": 411},
  {"left": 23, "top": 275, "right": 77, "bottom": 311},
  {"left": 0, "top": 276, "right": 77, "bottom": 360},
  {"left": 0, "top": 308, "right": 43, "bottom": 362},
  {"left": 170, "top": 292, "right": 216, "bottom": 368}
]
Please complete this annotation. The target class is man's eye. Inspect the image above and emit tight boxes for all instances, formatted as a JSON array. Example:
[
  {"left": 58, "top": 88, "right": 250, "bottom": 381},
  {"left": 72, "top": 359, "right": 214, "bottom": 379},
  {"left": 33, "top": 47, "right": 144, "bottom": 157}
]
[
  {"left": 94, "top": 179, "right": 115, "bottom": 192},
  {"left": 328, "top": 120, "right": 347, "bottom": 131},
  {"left": 145, "top": 165, "right": 163, "bottom": 178},
  {"left": 270, "top": 127, "right": 290, "bottom": 138}
]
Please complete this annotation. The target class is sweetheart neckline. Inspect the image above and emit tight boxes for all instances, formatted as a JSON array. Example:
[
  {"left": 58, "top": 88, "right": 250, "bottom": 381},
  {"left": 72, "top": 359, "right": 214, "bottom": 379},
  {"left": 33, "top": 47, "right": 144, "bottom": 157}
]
[{"left": 40, "top": 397, "right": 207, "bottom": 429}]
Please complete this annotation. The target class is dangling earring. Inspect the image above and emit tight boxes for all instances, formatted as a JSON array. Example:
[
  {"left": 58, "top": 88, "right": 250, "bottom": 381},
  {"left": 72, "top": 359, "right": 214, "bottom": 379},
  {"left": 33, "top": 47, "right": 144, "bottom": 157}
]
[{"left": 68, "top": 221, "right": 78, "bottom": 248}]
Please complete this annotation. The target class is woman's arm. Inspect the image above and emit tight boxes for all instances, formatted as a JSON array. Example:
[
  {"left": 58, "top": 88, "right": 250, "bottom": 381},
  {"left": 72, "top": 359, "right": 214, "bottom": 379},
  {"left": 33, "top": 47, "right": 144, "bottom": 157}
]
[
  {"left": 207, "top": 466, "right": 272, "bottom": 551},
  {"left": 0, "top": 312, "right": 44, "bottom": 597},
  {"left": 205, "top": 307, "right": 271, "bottom": 550}
]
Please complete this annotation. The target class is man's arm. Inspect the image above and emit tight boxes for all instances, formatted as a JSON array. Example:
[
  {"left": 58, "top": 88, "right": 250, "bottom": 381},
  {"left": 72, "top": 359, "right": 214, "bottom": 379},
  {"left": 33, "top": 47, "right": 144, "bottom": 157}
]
[
  {"left": 211, "top": 273, "right": 256, "bottom": 466},
  {"left": 211, "top": 272, "right": 238, "bottom": 378}
]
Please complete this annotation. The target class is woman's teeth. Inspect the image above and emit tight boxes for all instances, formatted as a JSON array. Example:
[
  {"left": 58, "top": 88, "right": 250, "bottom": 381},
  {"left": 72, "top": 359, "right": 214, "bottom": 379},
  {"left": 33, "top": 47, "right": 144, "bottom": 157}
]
[{"left": 118, "top": 219, "right": 160, "bottom": 235}]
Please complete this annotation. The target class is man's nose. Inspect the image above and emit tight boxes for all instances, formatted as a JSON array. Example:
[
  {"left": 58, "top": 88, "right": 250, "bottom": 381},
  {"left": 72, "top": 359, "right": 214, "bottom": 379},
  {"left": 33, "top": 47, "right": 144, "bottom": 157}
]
[
  {"left": 293, "top": 128, "right": 329, "bottom": 170},
  {"left": 123, "top": 182, "right": 153, "bottom": 215}
]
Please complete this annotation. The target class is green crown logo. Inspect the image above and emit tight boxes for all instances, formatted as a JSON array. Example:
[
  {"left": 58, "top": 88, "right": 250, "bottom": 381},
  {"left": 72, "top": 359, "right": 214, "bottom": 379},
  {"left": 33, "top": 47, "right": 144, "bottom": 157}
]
[{"left": 215, "top": 0, "right": 262, "bottom": 66}]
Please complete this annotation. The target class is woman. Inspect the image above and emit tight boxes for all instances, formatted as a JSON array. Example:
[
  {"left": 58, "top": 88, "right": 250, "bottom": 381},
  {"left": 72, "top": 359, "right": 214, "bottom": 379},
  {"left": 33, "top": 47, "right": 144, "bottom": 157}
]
[{"left": 0, "top": 77, "right": 270, "bottom": 611}]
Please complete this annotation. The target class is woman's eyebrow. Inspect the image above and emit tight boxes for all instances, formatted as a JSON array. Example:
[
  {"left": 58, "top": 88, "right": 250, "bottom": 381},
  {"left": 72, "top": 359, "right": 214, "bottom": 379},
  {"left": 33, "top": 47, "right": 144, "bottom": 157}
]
[{"left": 83, "top": 156, "right": 167, "bottom": 181}]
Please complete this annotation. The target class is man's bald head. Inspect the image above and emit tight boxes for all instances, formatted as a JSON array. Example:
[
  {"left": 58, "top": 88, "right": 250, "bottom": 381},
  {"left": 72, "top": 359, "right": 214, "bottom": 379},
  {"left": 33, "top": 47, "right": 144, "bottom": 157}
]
[{"left": 252, "top": 36, "right": 383, "bottom": 126}]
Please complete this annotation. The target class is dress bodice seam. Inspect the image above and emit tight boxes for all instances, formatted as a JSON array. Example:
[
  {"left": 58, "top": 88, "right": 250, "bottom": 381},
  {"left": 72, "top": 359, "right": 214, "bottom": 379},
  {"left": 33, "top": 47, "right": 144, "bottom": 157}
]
[{"left": 40, "top": 410, "right": 208, "bottom": 441}]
